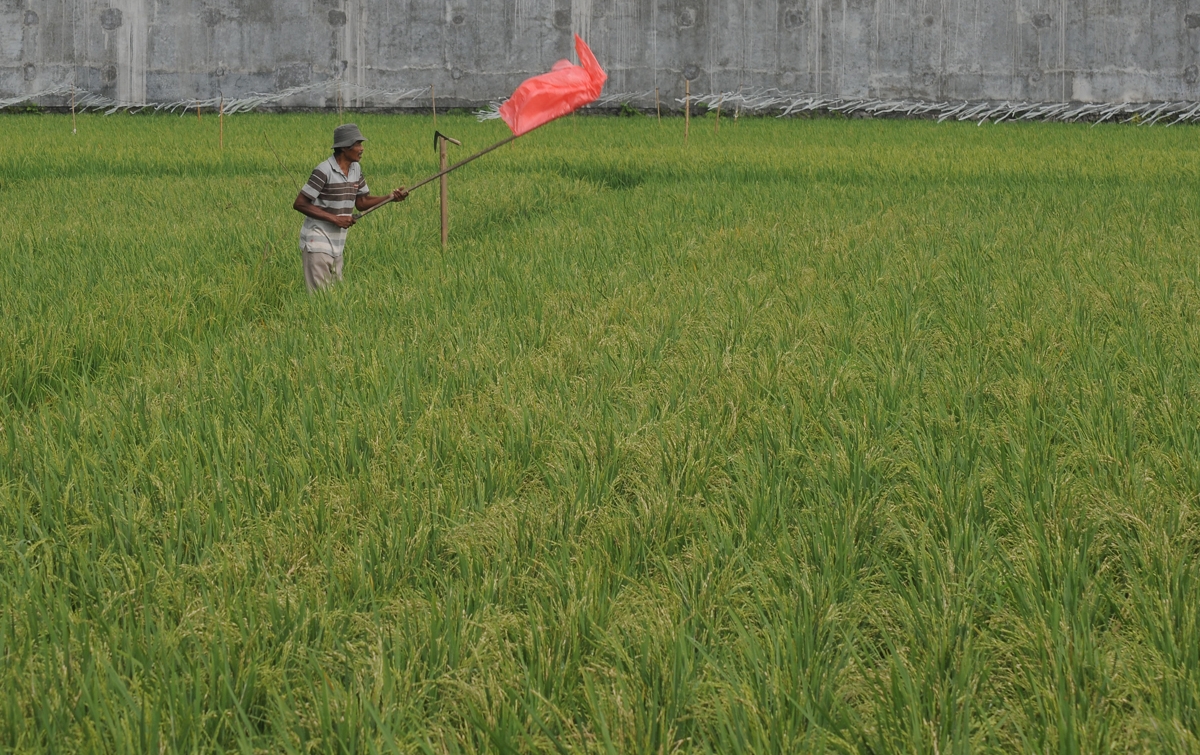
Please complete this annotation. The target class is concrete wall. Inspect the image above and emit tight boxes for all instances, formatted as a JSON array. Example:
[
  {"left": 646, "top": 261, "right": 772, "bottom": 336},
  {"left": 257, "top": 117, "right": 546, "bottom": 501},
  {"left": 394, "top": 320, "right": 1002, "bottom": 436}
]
[{"left": 4, "top": 0, "right": 1200, "bottom": 107}]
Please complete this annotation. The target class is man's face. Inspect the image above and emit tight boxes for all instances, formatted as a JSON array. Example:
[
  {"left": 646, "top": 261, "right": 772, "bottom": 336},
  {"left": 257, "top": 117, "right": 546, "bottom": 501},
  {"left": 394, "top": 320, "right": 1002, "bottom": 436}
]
[{"left": 345, "top": 140, "right": 364, "bottom": 163}]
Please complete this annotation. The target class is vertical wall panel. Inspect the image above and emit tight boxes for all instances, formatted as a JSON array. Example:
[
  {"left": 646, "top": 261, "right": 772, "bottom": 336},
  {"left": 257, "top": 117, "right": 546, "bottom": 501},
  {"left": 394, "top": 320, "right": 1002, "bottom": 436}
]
[{"left": 4, "top": 0, "right": 1200, "bottom": 105}]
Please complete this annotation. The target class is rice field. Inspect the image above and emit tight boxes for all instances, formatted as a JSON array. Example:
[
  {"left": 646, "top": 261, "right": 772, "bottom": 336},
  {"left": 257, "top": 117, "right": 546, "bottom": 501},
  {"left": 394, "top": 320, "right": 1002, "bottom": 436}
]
[{"left": 2, "top": 110, "right": 1200, "bottom": 753}]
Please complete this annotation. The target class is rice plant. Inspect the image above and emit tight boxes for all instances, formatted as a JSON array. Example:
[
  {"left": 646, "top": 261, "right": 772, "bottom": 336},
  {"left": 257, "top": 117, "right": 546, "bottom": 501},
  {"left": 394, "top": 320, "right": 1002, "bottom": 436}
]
[{"left": 2, "top": 111, "right": 1199, "bottom": 752}]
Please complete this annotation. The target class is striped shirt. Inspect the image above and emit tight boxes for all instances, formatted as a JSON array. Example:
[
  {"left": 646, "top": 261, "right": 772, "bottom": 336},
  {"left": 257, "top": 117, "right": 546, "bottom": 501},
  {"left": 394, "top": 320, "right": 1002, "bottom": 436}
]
[{"left": 297, "top": 156, "right": 370, "bottom": 257}]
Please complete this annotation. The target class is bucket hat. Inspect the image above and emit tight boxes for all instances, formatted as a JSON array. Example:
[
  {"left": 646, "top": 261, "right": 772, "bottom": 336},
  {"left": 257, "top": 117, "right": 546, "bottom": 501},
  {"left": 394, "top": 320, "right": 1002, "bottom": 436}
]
[{"left": 333, "top": 123, "right": 367, "bottom": 149}]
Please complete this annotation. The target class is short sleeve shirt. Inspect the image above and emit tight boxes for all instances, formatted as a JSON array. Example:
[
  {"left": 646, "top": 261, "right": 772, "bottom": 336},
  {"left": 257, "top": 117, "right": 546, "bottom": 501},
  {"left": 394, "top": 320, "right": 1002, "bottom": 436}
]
[{"left": 297, "top": 156, "right": 370, "bottom": 257}]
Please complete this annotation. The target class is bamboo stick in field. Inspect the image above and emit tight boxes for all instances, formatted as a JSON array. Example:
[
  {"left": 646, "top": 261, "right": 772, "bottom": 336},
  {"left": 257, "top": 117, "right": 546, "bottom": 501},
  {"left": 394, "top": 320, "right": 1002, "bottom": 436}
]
[
  {"left": 436, "top": 132, "right": 461, "bottom": 249},
  {"left": 684, "top": 79, "right": 690, "bottom": 146},
  {"left": 218, "top": 97, "right": 224, "bottom": 150},
  {"left": 440, "top": 139, "right": 449, "bottom": 248},
  {"left": 70, "top": 86, "right": 77, "bottom": 134},
  {"left": 715, "top": 95, "right": 722, "bottom": 134},
  {"left": 656, "top": 87, "right": 661, "bottom": 122},
  {"left": 431, "top": 84, "right": 436, "bottom": 128}
]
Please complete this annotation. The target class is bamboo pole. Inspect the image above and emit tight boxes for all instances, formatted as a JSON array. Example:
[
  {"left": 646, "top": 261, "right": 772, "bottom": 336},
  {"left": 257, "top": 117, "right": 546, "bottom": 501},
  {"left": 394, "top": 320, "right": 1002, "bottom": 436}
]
[
  {"left": 439, "top": 136, "right": 450, "bottom": 248},
  {"left": 354, "top": 133, "right": 518, "bottom": 221},
  {"left": 218, "top": 97, "right": 224, "bottom": 150},
  {"left": 439, "top": 132, "right": 460, "bottom": 244},
  {"left": 70, "top": 86, "right": 77, "bottom": 134},
  {"left": 655, "top": 87, "right": 661, "bottom": 122},
  {"left": 714, "top": 95, "right": 722, "bottom": 134},
  {"left": 431, "top": 84, "right": 436, "bottom": 128},
  {"left": 684, "top": 79, "right": 690, "bottom": 146}
]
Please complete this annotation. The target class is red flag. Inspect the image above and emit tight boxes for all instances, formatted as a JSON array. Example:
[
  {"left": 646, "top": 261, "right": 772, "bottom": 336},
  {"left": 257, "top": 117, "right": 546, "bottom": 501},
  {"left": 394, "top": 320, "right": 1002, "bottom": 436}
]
[{"left": 499, "top": 35, "right": 607, "bottom": 137}]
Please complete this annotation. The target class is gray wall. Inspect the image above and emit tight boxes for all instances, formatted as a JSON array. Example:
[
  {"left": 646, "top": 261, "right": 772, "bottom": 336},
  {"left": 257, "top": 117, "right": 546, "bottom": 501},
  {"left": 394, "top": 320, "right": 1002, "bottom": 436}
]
[{"left": 4, "top": 0, "right": 1200, "bottom": 107}]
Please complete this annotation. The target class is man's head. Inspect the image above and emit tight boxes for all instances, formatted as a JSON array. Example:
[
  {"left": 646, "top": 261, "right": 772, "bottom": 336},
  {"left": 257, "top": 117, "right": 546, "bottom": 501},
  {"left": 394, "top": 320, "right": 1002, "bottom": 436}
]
[{"left": 332, "top": 123, "right": 367, "bottom": 162}]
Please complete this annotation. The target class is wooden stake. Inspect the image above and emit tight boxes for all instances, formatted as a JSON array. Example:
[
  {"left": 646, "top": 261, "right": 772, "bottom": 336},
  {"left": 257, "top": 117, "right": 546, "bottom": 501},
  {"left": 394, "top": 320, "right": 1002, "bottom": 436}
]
[
  {"left": 655, "top": 87, "right": 661, "bottom": 122},
  {"left": 70, "top": 86, "right": 77, "bottom": 134},
  {"left": 196, "top": 101, "right": 201, "bottom": 121},
  {"left": 439, "top": 136, "right": 449, "bottom": 249},
  {"left": 715, "top": 95, "right": 722, "bottom": 134},
  {"left": 431, "top": 84, "right": 437, "bottom": 128},
  {"left": 684, "top": 79, "right": 690, "bottom": 146},
  {"left": 218, "top": 97, "right": 224, "bottom": 150}
]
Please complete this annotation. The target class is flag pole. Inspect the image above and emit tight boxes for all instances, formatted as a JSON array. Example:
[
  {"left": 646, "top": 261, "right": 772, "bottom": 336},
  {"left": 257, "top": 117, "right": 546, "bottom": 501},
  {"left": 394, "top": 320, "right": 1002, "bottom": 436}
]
[
  {"left": 354, "top": 32, "right": 604, "bottom": 222},
  {"left": 354, "top": 132, "right": 519, "bottom": 220}
]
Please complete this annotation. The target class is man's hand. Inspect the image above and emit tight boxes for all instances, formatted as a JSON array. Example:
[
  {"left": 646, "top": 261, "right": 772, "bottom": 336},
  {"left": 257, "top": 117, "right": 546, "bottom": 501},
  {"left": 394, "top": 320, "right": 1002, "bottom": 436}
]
[
  {"left": 352, "top": 189, "right": 408, "bottom": 215},
  {"left": 332, "top": 213, "right": 356, "bottom": 229}
]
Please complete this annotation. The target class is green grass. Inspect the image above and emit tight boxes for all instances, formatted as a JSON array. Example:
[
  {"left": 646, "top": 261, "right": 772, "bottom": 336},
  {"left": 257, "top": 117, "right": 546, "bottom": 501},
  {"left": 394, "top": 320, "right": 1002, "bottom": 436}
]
[{"left": 2, "top": 110, "right": 1200, "bottom": 752}]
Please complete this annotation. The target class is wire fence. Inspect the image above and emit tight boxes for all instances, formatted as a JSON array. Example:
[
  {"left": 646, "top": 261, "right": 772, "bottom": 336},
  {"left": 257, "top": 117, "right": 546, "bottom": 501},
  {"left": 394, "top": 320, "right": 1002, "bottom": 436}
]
[
  {"left": 657, "top": 88, "right": 1200, "bottom": 125},
  {"left": 8, "top": 81, "right": 1200, "bottom": 126},
  {"left": 479, "top": 88, "right": 1200, "bottom": 126},
  {"left": 0, "top": 80, "right": 430, "bottom": 115}
]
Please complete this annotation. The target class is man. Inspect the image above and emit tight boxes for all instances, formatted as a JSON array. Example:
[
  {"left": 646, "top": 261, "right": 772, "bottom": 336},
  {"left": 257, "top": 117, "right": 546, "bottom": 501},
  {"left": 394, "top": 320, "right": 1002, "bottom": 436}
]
[{"left": 293, "top": 123, "right": 409, "bottom": 292}]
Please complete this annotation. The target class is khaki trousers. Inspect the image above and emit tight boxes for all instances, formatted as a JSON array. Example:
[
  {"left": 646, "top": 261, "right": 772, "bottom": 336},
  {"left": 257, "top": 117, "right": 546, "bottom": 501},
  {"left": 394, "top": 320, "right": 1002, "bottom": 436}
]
[{"left": 302, "top": 252, "right": 344, "bottom": 292}]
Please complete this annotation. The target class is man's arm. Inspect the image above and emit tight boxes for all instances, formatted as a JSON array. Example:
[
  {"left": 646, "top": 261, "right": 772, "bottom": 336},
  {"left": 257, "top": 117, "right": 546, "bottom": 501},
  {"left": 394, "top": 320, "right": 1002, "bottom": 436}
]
[
  {"left": 355, "top": 187, "right": 409, "bottom": 213},
  {"left": 294, "top": 192, "right": 355, "bottom": 229}
]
